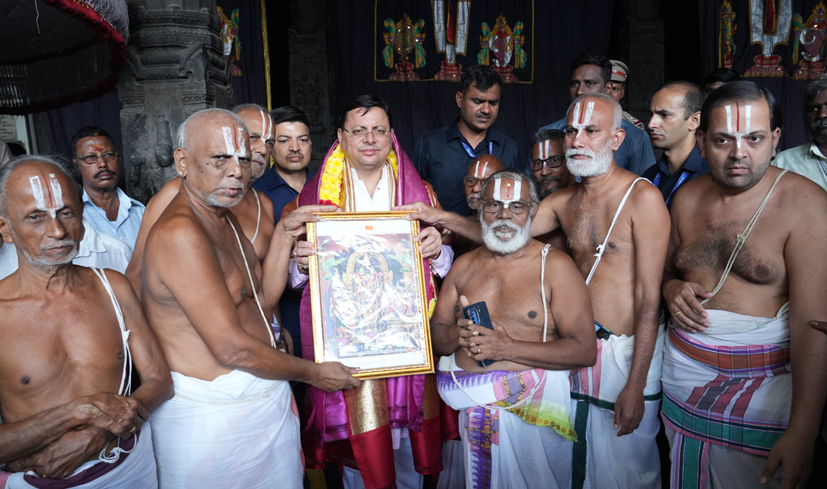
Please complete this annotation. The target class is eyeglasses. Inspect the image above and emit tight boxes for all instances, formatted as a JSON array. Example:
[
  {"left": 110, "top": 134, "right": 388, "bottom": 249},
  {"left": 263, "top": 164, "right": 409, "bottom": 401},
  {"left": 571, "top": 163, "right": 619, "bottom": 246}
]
[
  {"left": 462, "top": 175, "right": 487, "bottom": 187},
  {"left": 528, "top": 155, "right": 564, "bottom": 171},
  {"left": 76, "top": 152, "right": 118, "bottom": 165},
  {"left": 342, "top": 127, "right": 389, "bottom": 141},
  {"left": 482, "top": 200, "right": 530, "bottom": 215}
]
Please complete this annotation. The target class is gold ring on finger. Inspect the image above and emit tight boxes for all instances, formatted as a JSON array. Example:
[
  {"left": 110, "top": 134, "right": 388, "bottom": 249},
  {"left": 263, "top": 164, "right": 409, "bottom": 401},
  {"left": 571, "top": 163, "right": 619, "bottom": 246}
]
[{"left": 673, "top": 310, "right": 682, "bottom": 317}]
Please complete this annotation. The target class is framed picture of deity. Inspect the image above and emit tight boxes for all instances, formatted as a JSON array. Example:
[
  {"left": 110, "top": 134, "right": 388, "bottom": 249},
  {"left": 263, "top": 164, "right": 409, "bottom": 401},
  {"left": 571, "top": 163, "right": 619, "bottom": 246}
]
[{"left": 307, "top": 212, "right": 434, "bottom": 380}]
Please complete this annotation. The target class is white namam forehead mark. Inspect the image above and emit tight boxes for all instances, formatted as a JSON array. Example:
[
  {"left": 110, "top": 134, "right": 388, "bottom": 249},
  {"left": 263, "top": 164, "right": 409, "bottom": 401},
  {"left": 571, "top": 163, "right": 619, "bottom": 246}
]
[
  {"left": 724, "top": 103, "right": 752, "bottom": 149},
  {"left": 493, "top": 177, "right": 521, "bottom": 206},
  {"left": 260, "top": 111, "right": 272, "bottom": 140},
  {"left": 29, "top": 174, "right": 64, "bottom": 218},
  {"left": 222, "top": 126, "right": 248, "bottom": 158},
  {"left": 571, "top": 101, "right": 595, "bottom": 131},
  {"left": 474, "top": 159, "right": 489, "bottom": 178}
]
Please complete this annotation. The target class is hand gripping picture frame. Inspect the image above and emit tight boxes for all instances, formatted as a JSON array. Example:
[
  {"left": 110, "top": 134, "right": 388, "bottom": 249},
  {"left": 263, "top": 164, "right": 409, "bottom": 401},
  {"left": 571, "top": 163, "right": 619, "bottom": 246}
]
[{"left": 307, "top": 212, "right": 435, "bottom": 379}]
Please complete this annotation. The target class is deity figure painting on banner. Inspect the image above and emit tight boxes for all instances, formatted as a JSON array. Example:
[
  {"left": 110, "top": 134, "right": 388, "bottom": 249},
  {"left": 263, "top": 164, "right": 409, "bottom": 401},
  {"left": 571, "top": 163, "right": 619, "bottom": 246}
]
[
  {"left": 477, "top": 14, "right": 527, "bottom": 83},
  {"left": 792, "top": 2, "right": 827, "bottom": 79},
  {"left": 218, "top": 6, "right": 242, "bottom": 76},
  {"left": 745, "top": 0, "right": 793, "bottom": 77},
  {"left": 383, "top": 13, "right": 427, "bottom": 81},
  {"left": 720, "top": 0, "right": 737, "bottom": 68},
  {"left": 433, "top": 0, "right": 471, "bottom": 80}
]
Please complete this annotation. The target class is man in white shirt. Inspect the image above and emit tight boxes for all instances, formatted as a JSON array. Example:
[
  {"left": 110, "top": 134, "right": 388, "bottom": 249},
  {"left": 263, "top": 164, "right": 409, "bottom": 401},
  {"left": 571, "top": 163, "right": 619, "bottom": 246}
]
[
  {"left": 70, "top": 126, "right": 144, "bottom": 249},
  {"left": 290, "top": 95, "right": 453, "bottom": 489},
  {"left": 773, "top": 74, "right": 827, "bottom": 191}
]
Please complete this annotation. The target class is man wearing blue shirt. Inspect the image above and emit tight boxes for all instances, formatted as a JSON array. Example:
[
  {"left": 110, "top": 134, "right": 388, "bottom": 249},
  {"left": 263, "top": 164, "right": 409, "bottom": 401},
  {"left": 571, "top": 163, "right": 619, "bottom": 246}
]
[
  {"left": 413, "top": 65, "right": 523, "bottom": 216},
  {"left": 540, "top": 53, "right": 656, "bottom": 176},
  {"left": 642, "top": 82, "right": 709, "bottom": 208},
  {"left": 252, "top": 106, "right": 314, "bottom": 359},
  {"left": 71, "top": 126, "right": 144, "bottom": 250}
]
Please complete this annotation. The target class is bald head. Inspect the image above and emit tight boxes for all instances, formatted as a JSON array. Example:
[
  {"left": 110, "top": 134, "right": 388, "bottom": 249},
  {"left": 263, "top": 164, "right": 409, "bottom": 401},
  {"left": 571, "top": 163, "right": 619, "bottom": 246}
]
[
  {"left": 465, "top": 155, "right": 505, "bottom": 211},
  {"left": 176, "top": 109, "right": 249, "bottom": 153},
  {"left": 0, "top": 156, "right": 84, "bottom": 269},
  {"left": 174, "top": 109, "right": 252, "bottom": 209},
  {"left": 566, "top": 93, "right": 622, "bottom": 132},
  {"left": 232, "top": 106, "right": 274, "bottom": 181}
]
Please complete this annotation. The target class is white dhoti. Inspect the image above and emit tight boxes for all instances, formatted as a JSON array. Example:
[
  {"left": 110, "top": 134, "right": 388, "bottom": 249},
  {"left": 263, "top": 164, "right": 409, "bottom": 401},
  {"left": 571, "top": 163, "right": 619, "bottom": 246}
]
[
  {"left": 436, "top": 355, "right": 576, "bottom": 489},
  {"left": 151, "top": 370, "right": 302, "bottom": 489},
  {"left": 661, "top": 305, "right": 791, "bottom": 489},
  {"left": 2, "top": 425, "right": 157, "bottom": 489},
  {"left": 569, "top": 328, "right": 665, "bottom": 489}
]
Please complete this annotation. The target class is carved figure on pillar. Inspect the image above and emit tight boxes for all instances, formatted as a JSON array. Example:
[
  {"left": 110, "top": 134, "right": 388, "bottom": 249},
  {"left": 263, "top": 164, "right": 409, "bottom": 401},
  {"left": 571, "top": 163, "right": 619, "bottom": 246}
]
[
  {"left": 745, "top": 0, "right": 792, "bottom": 77},
  {"left": 118, "top": 0, "right": 233, "bottom": 203},
  {"left": 791, "top": 3, "right": 827, "bottom": 80},
  {"left": 433, "top": 0, "right": 470, "bottom": 81}
]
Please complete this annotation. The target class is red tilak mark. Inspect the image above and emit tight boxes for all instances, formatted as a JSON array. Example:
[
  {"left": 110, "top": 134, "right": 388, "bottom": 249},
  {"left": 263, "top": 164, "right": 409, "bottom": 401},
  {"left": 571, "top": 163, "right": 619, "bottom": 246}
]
[
  {"left": 736, "top": 103, "right": 740, "bottom": 133},
  {"left": 579, "top": 106, "right": 586, "bottom": 125},
  {"left": 505, "top": 183, "right": 512, "bottom": 199},
  {"left": 91, "top": 145, "right": 105, "bottom": 153},
  {"left": 232, "top": 126, "right": 240, "bottom": 152},
  {"left": 39, "top": 170, "right": 54, "bottom": 207}
]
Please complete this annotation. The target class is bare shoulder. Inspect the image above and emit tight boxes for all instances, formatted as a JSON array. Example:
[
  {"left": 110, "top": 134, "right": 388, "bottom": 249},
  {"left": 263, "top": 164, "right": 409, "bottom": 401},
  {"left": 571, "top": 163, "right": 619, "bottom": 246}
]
[
  {"left": 145, "top": 177, "right": 182, "bottom": 217},
  {"left": 669, "top": 174, "right": 713, "bottom": 217},
  {"left": 257, "top": 190, "right": 275, "bottom": 221},
  {"left": 98, "top": 268, "right": 139, "bottom": 303},
  {"left": 778, "top": 168, "right": 827, "bottom": 207},
  {"left": 145, "top": 201, "right": 210, "bottom": 260}
]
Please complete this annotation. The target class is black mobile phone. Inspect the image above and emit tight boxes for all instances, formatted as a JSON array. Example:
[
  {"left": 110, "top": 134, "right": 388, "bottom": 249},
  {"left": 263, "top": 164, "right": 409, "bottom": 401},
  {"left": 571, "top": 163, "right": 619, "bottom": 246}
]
[{"left": 461, "top": 301, "right": 495, "bottom": 368}]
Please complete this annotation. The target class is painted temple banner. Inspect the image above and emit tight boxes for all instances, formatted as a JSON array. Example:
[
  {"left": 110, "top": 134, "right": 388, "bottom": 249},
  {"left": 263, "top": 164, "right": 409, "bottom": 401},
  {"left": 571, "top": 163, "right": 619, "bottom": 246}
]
[
  {"left": 715, "top": 0, "right": 827, "bottom": 80},
  {"left": 374, "top": 0, "right": 534, "bottom": 83}
]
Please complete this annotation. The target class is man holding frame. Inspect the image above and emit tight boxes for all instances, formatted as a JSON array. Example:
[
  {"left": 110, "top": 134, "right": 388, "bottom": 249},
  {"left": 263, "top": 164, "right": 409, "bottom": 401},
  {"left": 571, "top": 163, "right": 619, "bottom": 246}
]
[{"left": 289, "top": 95, "right": 454, "bottom": 489}]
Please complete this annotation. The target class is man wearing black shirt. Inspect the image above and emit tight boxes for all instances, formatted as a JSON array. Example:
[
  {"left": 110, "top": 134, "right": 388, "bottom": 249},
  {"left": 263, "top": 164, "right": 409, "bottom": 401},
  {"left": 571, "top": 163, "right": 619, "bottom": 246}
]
[
  {"left": 643, "top": 81, "right": 709, "bottom": 208},
  {"left": 413, "top": 65, "right": 522, "bottom": 216}
]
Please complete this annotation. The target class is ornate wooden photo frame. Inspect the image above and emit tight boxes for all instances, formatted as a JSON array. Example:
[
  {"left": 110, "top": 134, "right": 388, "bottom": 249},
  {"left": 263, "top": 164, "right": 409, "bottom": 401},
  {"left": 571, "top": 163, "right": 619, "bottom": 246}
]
[{"left": 307, "top": 212, "right": 434, "bottom": 379}]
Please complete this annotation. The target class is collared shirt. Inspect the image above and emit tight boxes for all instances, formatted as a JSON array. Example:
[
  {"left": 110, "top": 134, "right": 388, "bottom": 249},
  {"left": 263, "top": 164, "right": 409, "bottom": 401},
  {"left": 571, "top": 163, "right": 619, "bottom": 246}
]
[
  {"left": 252, "top": 167, "right": 315, "bottom": 220},
  {"left": 642, "top": 145, "right": 709, "bottom": 208},
  {"left": 0, "top": 219, "right": 132, "bottom": 280},
  {"left": 541, "top": 117, "right": 656, "bottom": 176},
  {"left": 772, "top": 141, "right": 827, "bottom": 192},
  {"left": 413, "top": 122, "right": 524, "bottom": 216},
  {"left": 82, "top": 187, "right": 145, "bottom": 251}
]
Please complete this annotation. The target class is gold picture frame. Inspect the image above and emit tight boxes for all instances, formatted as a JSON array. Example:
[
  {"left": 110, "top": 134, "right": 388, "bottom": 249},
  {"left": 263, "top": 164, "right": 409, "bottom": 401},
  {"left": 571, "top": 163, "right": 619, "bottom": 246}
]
[{"left": 307, "top": 212, "right": 434, "bottom": 380}]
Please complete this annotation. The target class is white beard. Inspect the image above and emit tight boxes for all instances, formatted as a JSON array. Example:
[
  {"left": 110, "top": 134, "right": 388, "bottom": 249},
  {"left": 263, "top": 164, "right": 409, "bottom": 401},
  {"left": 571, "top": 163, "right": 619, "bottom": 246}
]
[
  {"left": 566, "top": 140, "right": 613, "bottom": 177},
  {"left": 481, "top": 217, "right": 532, "bottom": 254}
]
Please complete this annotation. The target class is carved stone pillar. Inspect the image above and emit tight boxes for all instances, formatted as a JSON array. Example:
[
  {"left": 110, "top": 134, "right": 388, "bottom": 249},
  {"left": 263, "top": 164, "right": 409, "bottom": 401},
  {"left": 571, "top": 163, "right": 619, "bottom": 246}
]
[
  {"left": 288, "top": 0, "right": 335, "bottom": 173},
  {"left": 117, "top": 0, "right": 232, "bottom": 203},
  {"left": 623, "top": 0, "right": 664, "bottom": 124}
]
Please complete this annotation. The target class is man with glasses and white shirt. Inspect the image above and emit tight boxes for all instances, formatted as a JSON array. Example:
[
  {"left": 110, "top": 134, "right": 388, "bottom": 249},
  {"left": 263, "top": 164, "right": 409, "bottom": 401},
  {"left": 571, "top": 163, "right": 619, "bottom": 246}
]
[{"left": 71, "top": 126, "right": 144, "bottom": 250}]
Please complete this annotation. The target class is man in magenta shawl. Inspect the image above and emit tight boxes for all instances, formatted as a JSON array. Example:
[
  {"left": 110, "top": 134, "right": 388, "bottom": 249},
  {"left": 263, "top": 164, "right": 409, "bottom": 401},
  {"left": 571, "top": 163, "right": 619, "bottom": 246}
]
[{"left": 285, "top": 95, "right": 457, "bottom": 489}]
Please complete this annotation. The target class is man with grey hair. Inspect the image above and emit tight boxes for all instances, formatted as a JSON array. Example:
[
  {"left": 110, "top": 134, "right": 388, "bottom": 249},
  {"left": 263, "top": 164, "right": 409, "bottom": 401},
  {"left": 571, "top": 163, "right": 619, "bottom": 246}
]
[
  {"left": 0, "top": 155, "right": 172, "bottom": 488},
  {"left": 773, "top": 74, "right": 827, "bottom": 191},
  {"left": 126, "top": 103, "right": 277, "bottom": 294},
  {"left": 432, "top": 169, "right": 596, "bottom": 489},
  {"left": 139, "top": 108, "right": 360, "bottom": 488},
  {"left": 531, "top": 93, "right": 670, "bottom": 489}
]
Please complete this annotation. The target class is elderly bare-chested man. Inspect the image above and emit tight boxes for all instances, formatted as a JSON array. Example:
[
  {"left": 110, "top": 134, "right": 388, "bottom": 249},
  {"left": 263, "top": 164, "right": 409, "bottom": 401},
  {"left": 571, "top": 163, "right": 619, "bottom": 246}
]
[
  {"left": 661, "top": 81, "right": 827, "bottom": 489},
  {"left": 432, "top": 170, "right": 596, "bottom": 489},
  {"left": 141, "top": 109, "right": 360, "bottom": 489},
  {"left": 0, "top": 156, "right": 172, "bottom": 488},
  {"left": 528, "top": 93, "right": 670, "bottom": 489},
  {"left": 125, "top": 104, "right": 276, "bottom": 294}
]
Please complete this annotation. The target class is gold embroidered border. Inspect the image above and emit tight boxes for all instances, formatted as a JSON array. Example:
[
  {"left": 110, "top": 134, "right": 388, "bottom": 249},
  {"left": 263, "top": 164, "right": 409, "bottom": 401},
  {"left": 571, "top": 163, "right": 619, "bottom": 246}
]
[{"left": 346, "top": 379, "right": 390, "bottom": 435}]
